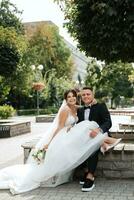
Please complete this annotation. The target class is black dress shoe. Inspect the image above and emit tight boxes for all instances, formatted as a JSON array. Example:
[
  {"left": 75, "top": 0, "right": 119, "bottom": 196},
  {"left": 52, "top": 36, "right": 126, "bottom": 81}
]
[
  {"left": 79, "top": 172, "right": 88, "bottom": 185},
  {"left": 81, "top": 178, "right": 95, "bottom": 192}
]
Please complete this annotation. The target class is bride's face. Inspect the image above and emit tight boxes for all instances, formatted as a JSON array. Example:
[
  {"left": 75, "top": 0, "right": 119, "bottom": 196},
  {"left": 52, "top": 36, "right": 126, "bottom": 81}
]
[{"left": 66, "top": 92, "right": 77, "bottom": 106}]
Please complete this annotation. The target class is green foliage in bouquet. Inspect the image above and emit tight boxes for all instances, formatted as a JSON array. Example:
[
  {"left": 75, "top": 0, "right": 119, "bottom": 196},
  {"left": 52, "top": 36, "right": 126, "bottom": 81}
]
[{"left": 32, "top": 149, "right": 46, "bottom": 164}]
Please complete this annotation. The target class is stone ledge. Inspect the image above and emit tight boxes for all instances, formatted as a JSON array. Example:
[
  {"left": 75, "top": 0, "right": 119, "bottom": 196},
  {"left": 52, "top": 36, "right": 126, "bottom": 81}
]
[
  {"left": 119, "top": 122, "right": 134, "bottom": 130},
  {"left": 21, "top": 138, "right": 134, "bottom": 178},
  {"left": 131, "top": 115, "right": 134, "bottom": 121},
  {"left": 36, "top": 115, "right": 56, "bottom": 123},
  {"left": 109, "top": 110, "right": 134, "bottom": 116},
  {"left": 110, "top": 130, "right": 134, "bottom": 140},
  {"left": 0, "top": 120, "right": 31, "bottom": 137}
]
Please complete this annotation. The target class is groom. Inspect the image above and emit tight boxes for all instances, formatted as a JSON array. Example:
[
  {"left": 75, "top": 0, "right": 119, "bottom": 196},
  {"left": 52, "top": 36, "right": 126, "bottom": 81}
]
[{"left": 77, "top": 87, "right": 112, "bottom": 192}]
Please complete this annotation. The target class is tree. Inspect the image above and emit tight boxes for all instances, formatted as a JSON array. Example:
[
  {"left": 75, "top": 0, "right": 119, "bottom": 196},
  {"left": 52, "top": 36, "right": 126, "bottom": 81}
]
[
  {"left": 0, "top": 76, "right": 10, "bottom": 104},
  {"left": 0, "top": 26, "right": 27, "bottom": 78},
  {"left": 85, "top": 60, "right": 133, "bottom": 108},
  {"left": 0, "top": 27, "right": 33, "bottom": 108},
  {"left": 0, "top": 0, "right": 34, "bottom": 108},
  {"left": 25, "top": 23, "right": 74, "bottom": 79},
  {"left": 85, "top": 58, "right": 103, "bottom": 90},
  {"left": 0, "top": 0, "right": 24, "bottom": 34},
  {"left": 55, "top": 0, "right": 134, "bottom": 62},
  {"left": 42, "top": 70, "right": 74, "bottom": 107}
]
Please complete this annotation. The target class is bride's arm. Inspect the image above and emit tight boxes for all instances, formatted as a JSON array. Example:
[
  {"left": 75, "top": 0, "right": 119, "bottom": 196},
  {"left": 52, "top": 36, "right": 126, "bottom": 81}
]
[{"left": 43, "top": 109, "right": 68, "bottom": 149}]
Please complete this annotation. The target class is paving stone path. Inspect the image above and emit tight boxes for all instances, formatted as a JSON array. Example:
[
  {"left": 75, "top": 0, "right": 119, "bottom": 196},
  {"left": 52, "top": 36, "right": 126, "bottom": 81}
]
[{"left": 0, "top": 179, "right": 134, "bottom": 200}]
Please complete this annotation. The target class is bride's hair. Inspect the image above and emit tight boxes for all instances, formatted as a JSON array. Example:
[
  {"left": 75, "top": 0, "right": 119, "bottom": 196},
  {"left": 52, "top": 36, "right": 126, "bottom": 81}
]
[{"left": 64, "top": 89, "right": 77, "bottom": 100}]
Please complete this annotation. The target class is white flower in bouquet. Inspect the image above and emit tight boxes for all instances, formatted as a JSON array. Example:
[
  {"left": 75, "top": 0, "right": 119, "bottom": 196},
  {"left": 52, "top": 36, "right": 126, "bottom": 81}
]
[{"left": 32, "top": 149, "right": 46, "bottom": 164}]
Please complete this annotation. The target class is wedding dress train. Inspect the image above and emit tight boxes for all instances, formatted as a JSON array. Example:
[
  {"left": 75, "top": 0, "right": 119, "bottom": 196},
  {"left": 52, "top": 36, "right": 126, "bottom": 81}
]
[{"left": 0, "top": 114, "right": 106, "bottom": 194}]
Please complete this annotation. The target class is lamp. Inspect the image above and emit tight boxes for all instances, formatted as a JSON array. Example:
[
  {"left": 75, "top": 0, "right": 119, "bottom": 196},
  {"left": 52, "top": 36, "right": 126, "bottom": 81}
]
[{"left": 31, "top": 65, "right": 44, "bottom": 115}]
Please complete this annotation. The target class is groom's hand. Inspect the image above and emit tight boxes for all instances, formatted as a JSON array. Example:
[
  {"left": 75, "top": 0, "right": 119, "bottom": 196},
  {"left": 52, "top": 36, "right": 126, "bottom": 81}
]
[
  {"left": 91, "top": 98, "right": 97, "bottom": 105},
  {"left": 89, "top": 128, "right": 100, "bottom": 138}
]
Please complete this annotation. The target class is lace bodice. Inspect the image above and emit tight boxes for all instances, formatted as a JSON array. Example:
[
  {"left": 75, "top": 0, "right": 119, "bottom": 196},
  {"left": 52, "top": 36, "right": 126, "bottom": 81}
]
[{"left": 65, "top": 113, "right": 78, "bottom": 127}]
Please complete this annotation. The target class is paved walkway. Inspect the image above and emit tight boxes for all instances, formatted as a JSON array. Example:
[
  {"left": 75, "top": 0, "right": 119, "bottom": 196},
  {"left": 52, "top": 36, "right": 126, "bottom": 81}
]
[
  {"left": 1, "top": 179, "right": 134, "bottom": 200},
  {"left": 0, "top": 116, "right": 134, "bottom": 199},
  {"left": 0, "top": 116, "right": 50, "bottom": 169}
]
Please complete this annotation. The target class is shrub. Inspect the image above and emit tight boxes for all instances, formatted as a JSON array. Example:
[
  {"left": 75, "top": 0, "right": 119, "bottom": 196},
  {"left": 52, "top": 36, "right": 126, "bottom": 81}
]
[
  {"left": 0, "top": 105, "right": 15, "bottom": 119},
  {"left": 17, "top": 107, "right": 58, "bottom": 116}
]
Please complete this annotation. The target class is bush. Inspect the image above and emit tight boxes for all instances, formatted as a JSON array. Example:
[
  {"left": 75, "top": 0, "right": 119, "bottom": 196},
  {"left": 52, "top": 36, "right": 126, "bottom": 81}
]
[
  {"left": 17, "top": 107, "right": 58, "bottom": 116},
  {"left": 0, "top": 105, "right": 15, "bottom": 119},
  {"left": 40, "top": 106, "right": 58, "bottom": 115},
  {"left": 17, "top": 109, "right": 37, "bottom": 116}
]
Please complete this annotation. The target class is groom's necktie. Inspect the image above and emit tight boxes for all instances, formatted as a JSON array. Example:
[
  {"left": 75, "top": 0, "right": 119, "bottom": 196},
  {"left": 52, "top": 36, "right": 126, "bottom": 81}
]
[{"left": 84, "top": 105, "right": 91, "bottom": 110}]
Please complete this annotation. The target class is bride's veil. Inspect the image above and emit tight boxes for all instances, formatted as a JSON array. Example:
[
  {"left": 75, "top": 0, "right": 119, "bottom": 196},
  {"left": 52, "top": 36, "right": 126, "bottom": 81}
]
[
  {"left": 27, "top": 100, "right": 67, "bottom": 163},
  {"left": 36, "top": 99, "right": 67, "bottom": 149}
]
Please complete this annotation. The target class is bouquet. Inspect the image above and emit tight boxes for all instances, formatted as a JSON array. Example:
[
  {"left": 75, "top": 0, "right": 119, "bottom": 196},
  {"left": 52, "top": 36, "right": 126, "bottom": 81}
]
[{"left": 32, "top": 149, "right": 46, "bottom": 164}]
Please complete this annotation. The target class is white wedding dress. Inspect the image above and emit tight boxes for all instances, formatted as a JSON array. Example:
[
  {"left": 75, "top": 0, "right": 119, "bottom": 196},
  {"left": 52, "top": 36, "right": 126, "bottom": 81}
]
[{"left": 0, "top": 114, "right": 106, "bottom": 194}]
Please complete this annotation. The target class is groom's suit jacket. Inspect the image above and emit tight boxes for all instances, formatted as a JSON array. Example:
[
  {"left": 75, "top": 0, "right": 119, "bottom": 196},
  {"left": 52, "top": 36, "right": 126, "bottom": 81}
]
[{"left": 77, "top": 103, "right": 112, "bottom": 134}]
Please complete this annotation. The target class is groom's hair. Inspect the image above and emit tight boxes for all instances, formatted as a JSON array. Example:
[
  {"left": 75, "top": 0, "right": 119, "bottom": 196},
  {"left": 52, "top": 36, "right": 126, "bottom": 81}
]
[
  {"left": 64, "top": 89, "right": 77, "bottom": 100},
  {"left": 82, "top": 86, "right": 93, "bottom": 91}
]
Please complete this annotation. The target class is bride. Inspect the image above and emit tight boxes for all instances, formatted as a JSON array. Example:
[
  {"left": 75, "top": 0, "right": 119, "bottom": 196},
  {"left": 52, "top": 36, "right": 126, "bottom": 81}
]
[{"left": 0, "top": 89, "right": 119, "bottom": 194}]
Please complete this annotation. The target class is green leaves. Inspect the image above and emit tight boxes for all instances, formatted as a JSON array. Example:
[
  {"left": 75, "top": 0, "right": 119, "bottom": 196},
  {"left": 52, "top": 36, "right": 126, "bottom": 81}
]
[
  {"left": 25, "top": 23, "right": 73, "bottom": 79},
  {"left": 0, "top": 104, "right": 15, "bottom": 119},
  {"left": 0, "top": 26, "right": 27, "bottom": 78},
  {"left": 55, "top": 0, "right": 134, "bottom": 62},
  {"left": 85, "top": 60, "right": 133, "bottom": 107},
  {"left": 0, "top": 0, "right": 24, "bottom": 34}
]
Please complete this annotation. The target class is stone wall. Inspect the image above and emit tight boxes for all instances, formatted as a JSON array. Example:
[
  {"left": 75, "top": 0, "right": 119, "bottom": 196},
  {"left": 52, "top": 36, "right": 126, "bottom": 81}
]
[
  {"left": 36, "top": 115, "right": 55, "bottom": 123},
  {"left": 0, "top": 121, "right": 31, "bottom": 137},
  {"left": 96, "top": 143, "right": 134, "bottom": 178}
]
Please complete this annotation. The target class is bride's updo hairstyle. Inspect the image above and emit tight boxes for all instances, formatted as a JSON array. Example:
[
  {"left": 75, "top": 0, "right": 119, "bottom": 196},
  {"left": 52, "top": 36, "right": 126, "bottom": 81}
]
[{"left": 64, "top": 89, "right": 77, "bottom": 101}]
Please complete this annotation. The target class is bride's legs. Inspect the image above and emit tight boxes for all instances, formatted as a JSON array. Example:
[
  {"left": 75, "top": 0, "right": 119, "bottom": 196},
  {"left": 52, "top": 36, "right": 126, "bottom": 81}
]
[
  {"left": 100, "top": 142, "right": 109, "bottom": 154},
  {"left": 101, "top": 137, "right": 122, "bottom": 154},
  {"left": 104, "top": 137, "right": 119, "bottom": 145}
]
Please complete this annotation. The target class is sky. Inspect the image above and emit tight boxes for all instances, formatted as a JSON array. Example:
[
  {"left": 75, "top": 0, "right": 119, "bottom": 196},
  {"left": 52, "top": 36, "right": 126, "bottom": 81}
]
[{"left": 10, "top": 0, "right": 76, "bottom": 45}]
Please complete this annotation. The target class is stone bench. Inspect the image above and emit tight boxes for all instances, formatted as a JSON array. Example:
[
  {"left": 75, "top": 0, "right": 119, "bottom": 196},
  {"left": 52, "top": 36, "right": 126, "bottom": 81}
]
[
  {"left": 119, "top": 122, "right": 134, "bottom": 130},
  {"left": 131, "top": 115, "right": 134, "bottom": 121},
  {"left": 36, "top": 115, "right": 56, "bottom": 123},
  {"left": 21, "top": 137, "right": 134, "bottom": 179},
  {"left": 110, "top": 129, "right": 134, "bottom": 140},
  {"left": 96, "top": 143, "right": 134, "bottom": 178},
  {"left": 0, "top": 120, "right": 31, "bottom": 138},
  {"left": 109, "top": 110, "right": 134, "bottom": 116}
]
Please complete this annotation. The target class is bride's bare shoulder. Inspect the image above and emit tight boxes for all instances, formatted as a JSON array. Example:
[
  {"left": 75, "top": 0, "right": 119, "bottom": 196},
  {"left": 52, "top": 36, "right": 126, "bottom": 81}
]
[
  {"left": 58, "top": 106, "right": 69, "bottom": 120},
  {"left": 60, "top": 105, "right": 69, "bottom": 113}
]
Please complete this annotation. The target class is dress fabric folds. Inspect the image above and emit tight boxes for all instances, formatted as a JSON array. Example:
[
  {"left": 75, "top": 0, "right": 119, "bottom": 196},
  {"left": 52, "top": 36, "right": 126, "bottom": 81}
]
[{"left": 0, "top": 115, "right": 106, "bottom": 194}]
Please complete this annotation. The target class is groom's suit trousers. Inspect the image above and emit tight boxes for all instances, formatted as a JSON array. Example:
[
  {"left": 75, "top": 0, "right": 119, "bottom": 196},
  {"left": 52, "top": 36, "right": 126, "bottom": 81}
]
[{"left": 77, "top": 102, "right": 112, "bottom": 174}]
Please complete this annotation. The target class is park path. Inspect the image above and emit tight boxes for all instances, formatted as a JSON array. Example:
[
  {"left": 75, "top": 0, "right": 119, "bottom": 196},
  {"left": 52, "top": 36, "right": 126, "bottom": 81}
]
[{"left": 0, "top": 116, "right": 50, "bottom": 169}]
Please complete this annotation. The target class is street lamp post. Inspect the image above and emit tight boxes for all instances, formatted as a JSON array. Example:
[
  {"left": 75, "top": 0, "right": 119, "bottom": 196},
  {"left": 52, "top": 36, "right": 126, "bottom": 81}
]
[
  {"left": 31, "top": 64, "right": 44, "bottom": 115},
  {"left": 129, "top": 63, "right": 134, "bottom": 101},
  {"left": 75, "top": 78, "right": 84, "bottom": 105},
  {"left": 36, "top": 90, "right": 39, "bottom": 115}
]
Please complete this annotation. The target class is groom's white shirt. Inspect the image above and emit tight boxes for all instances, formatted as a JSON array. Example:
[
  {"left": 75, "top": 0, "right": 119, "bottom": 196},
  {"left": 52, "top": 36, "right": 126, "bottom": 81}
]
[{"left": 84, "top": 108, "right": 90, "bottom": 120}]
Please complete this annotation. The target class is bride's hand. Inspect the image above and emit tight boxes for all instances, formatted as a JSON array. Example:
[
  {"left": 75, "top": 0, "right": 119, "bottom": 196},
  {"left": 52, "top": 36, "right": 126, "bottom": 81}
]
[{"left": 43, "top": 144, "right": 49, "bottom": 150}]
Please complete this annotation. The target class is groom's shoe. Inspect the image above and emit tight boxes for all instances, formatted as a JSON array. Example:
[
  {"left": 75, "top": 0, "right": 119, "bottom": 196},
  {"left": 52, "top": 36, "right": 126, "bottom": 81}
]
[
  {"left": 79, "top": 172, "right": 88, "bottom": 185},
  {"left": 81, "top": 178, "right": 95, "bottom": 192}
]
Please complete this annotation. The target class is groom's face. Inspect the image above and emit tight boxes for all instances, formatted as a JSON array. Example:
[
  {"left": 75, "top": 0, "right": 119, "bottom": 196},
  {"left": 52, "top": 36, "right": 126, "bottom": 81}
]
[{"left": 81, "top": 89, "right": 94, "bottom": 105}]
